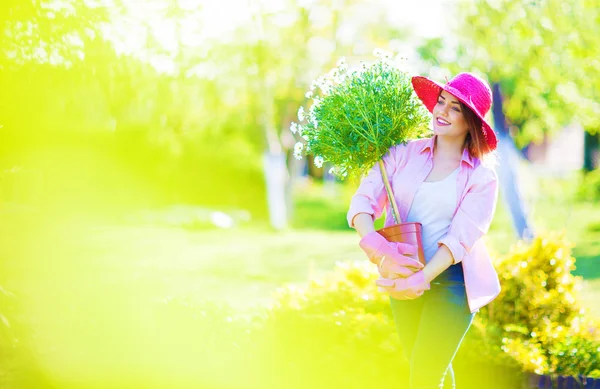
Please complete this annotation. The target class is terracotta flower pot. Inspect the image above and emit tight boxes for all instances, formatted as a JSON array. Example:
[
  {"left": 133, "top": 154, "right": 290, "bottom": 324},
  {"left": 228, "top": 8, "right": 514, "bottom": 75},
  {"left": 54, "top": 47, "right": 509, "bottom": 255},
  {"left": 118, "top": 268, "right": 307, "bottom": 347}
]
[{"left": 376, "top": 222, "right": 426, "bottom": 266}]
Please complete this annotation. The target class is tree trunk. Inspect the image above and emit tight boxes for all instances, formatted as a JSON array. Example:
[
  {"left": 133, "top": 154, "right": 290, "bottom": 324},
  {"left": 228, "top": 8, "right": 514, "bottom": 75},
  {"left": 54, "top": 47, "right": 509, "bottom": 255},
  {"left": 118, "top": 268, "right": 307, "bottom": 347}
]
[
  {"left": 260, "top": 98, "right": 289, "bottom": 230},
  {"left": 252, "top": 6, "right": 289, "bottom": 230},
  {"left": 583, "top": 130, "right": 599, "bottom": 172},
  {"left": 263, "top": 151, "right": 288, "bottom": 230},
  {"left": 492, "top": 83, "right": 535, "bottom": 240}
]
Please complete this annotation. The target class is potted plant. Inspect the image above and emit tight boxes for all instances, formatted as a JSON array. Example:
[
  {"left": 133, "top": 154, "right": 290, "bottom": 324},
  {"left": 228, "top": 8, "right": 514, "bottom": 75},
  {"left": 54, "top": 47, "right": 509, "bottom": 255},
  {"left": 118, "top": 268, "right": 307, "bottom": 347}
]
[{"left": 290, "top": 49, "right": 431, "bottom": 263}]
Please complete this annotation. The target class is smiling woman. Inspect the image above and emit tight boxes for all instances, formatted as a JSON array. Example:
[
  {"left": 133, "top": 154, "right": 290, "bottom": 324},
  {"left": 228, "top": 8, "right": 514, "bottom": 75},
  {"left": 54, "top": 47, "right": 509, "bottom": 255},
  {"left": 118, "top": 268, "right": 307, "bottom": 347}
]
[{"left": 349, "top": 72, "right": 500, "bottom": 389}]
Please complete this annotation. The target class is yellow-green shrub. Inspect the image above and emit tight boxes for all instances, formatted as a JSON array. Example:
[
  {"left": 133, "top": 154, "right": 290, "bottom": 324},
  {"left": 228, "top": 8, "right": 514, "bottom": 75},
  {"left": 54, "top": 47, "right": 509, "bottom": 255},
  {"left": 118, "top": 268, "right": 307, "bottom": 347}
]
[
  {"left": 476, "top": 234, "right": 600, "bottom": 377},
  {"left": 260, "top": 234, "right": 600, "bottom": 388},
  {"left": 261, "top": 261, "right": 408, "bottom": 389},
  {"left": 262, "top": 260, "right": 523, "bottom": 388}
]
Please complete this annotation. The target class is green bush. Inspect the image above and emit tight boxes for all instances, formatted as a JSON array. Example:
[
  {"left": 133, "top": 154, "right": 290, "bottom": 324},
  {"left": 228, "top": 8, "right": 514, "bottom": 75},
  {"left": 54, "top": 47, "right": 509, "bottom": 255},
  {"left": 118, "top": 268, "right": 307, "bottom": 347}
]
[
  {"left": 476, "top": 234, "right": 600, "bottom": 377},
  {"left": 261, "top": 261, "right": 408, "bottom": 388},
  {"left": 260, "top": 234, "right": 600, "bottom": 388},
  {"left": 261, "top": 260, "right": 522, "bottom": 388},
  {"left": 576, "top": 169, "right": 600, "bottom": 202}
]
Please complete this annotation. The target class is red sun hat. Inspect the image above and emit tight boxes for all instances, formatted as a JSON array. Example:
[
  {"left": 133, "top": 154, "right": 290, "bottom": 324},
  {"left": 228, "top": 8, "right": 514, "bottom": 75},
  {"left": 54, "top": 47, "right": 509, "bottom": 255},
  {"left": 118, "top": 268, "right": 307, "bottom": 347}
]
[{"left": 411, "top": 72, "right": 498, "bottom": 151}]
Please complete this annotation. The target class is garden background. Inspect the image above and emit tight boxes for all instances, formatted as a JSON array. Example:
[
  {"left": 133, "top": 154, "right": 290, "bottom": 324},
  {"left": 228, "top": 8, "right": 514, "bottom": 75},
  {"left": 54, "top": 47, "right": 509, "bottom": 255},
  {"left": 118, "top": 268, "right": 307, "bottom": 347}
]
[{"left": 1, "top": 0, "right": 599, "bottom": 388}]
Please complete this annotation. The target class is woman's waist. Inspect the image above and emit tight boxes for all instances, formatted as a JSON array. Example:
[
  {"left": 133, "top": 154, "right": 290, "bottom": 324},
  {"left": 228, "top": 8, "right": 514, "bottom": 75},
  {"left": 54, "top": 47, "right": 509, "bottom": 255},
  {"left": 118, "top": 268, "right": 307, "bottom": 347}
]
[{"left": 433, "top": 263, "right": 465, "bottom": 285}]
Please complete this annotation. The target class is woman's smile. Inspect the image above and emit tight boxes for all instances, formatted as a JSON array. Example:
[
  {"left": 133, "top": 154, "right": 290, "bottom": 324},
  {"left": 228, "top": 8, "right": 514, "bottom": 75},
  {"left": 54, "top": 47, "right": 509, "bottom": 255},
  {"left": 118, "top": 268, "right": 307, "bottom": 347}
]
[{"left": 436, "top": 117, "right": 451, "bottom": 126}]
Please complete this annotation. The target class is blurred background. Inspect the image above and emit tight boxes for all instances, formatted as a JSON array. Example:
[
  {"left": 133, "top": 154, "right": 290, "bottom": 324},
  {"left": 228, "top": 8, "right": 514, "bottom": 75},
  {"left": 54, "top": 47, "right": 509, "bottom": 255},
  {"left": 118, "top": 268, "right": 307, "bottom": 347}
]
[{"left": 1, "top": 0, "right": 599, "bottom": 388}]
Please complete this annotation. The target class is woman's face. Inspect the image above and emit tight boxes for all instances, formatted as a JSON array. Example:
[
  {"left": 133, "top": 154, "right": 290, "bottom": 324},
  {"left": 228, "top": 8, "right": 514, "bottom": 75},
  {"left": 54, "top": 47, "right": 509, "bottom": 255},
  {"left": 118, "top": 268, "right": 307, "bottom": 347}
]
[{"left": 432, "top": 90, "right": 469, "bottom": 138}]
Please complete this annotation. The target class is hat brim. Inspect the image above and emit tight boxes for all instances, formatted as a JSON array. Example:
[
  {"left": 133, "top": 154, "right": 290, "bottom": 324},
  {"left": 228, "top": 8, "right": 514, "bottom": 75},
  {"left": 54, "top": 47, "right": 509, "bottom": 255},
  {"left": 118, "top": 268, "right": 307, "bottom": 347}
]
[{"left": 411, "top": 76, "right": 498, "bottom": 150}]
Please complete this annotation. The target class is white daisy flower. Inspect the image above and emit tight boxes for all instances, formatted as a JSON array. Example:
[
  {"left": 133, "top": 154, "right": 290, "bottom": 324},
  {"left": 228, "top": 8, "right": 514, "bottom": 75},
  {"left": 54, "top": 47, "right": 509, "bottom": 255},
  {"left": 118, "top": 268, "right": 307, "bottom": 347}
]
[
  {"left": 305, "top": 90, "right": 313, "bottom": 99},
  {"left": 290, "top": 122, "right": 298, "bottom": 134},
  {"left": 329, "top": 68, "right": 339, "bottom": 80},
  {"left": 297, "top": 106, "right": 305, "bottom": 121},
  {"left": 314, "top": 156, "right": 324, "bottom": 168},
  {"left": 293, "top": 142, "right": 304, "bottom": 160},
  {"left": 318, "top": 78, "right": 332, "bottom": 94},
  {"left": 336, "top": 57, "right": 348, "bottom": 72}
]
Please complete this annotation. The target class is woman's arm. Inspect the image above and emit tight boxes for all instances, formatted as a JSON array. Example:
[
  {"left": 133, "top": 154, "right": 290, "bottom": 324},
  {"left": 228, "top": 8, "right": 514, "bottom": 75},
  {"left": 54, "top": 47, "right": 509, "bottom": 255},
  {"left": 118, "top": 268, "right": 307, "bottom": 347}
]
[
  {"left": 351, "top": 213, "right": 376, "bottom": 238},
  {"left": 422, "top": 244, "right": 454, "bottom": 283},
  {"left": 346, "top": 144, "right": 405, "bottom": 229}
]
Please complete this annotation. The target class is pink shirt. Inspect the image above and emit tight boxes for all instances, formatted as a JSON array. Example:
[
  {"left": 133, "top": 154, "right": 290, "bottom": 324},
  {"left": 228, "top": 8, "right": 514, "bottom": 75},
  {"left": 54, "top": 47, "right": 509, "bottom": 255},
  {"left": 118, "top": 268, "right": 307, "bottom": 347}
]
[{"left": 347, "top": 136, "right": 501, "bottom": 313}]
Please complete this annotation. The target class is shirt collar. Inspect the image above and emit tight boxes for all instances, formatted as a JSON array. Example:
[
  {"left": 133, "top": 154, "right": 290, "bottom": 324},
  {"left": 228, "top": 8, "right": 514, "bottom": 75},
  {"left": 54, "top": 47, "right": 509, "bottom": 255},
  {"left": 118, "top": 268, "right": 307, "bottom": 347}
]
[{"left": 419, "top": 135, "right": 475, "bottom": 168}]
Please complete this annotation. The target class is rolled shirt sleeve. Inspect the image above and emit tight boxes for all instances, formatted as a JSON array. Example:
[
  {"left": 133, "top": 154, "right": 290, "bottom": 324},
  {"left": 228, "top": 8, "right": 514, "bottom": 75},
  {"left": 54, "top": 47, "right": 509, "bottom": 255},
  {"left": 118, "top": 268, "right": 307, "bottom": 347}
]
[
  {"left": 438, "top": 165, "right": 499, "bottom": 264},
  {"left": 346, "top": 146, "right": 402, "bottom": 228}
]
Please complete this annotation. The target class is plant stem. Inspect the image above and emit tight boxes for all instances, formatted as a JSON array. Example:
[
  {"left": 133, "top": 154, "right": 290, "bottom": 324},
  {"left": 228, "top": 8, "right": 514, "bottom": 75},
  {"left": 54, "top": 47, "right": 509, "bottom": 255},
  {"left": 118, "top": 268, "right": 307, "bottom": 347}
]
[
  {"left": 378, "top": 159, "right": 402, "bottom": 224},
  {"left": 340, "top": 112, "right": 374, "bottom": 143}
]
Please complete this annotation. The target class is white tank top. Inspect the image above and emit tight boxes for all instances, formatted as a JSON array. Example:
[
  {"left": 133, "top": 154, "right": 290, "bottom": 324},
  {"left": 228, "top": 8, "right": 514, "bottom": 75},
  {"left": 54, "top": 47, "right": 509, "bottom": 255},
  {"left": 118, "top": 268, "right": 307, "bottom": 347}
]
[{"left": 405, "top": 168, "right": 459, "bottom": 263}]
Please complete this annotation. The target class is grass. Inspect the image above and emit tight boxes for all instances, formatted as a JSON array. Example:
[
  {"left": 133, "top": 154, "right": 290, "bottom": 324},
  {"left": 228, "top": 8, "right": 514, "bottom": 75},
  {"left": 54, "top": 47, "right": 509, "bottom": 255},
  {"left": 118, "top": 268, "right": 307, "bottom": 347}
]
[{"left": 0, "top": 173, "right": 599, "bottom": 389}]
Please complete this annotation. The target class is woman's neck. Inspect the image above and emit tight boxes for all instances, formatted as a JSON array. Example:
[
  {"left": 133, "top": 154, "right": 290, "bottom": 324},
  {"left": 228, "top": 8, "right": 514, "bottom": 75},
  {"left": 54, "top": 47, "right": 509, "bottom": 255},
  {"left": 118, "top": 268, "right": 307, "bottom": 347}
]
[{"left": 434, "top": 135, "right": 466, "bottom": 161}]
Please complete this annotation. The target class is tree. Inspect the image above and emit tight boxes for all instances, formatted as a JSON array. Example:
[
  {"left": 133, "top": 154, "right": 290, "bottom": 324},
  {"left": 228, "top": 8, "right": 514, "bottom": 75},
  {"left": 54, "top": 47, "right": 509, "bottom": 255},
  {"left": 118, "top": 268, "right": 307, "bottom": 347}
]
[
  {"left": 237, "top": 0, "right": 415, "bottom": 229},
  {"left": 0, "top": 0, "right": 421, "bottom": 223},
  {"left": 0, "top": 0, "right": 113, "bottom": 68},
  {"left": 419, "top": 0, "right": 599, "bottom": 239}
]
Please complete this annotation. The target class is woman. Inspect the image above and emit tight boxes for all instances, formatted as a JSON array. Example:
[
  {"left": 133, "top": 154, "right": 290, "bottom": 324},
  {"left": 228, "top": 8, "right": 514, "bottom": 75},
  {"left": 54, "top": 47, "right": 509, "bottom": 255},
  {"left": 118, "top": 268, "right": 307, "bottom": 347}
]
[{"left": 347, "top": 73, "right": 501, "bottom": 389}]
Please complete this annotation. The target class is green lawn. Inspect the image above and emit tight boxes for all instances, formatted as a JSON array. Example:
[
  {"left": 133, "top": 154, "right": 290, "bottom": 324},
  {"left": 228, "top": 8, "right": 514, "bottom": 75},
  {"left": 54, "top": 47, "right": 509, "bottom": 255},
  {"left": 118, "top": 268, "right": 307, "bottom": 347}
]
[
  {"left": 0, "top": 221, "right": 522, "bottom": 389},
  {"left": 0, "top": 174, "right": 599, "bottom": 389}
]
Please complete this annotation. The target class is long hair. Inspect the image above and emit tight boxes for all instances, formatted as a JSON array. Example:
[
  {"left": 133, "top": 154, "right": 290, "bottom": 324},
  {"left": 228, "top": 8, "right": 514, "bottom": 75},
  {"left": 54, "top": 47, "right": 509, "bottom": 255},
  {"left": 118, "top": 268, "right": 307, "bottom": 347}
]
[{"left": 460, "top": 101, "right": 496, "bottom": 162}]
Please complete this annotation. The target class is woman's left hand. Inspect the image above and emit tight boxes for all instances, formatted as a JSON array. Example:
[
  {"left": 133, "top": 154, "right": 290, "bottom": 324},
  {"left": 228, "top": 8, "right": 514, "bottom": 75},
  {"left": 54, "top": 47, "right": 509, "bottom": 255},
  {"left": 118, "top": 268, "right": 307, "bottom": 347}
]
[{"left": 375, "top": 270, "right": 431, "bottom": 299}]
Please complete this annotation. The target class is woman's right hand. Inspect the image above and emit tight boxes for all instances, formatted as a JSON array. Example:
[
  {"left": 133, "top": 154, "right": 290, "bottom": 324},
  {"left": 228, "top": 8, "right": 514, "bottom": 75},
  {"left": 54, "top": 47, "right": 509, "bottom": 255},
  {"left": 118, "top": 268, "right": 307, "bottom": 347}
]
[
  {"left": 376, "top": 270, "right": 430, "bottom": 299},
  {"left": 359, "top": 231, "right": 423, "bottom": 279},
  {"left": 377, "top": 253, "right": 419, "bottom": 279}
]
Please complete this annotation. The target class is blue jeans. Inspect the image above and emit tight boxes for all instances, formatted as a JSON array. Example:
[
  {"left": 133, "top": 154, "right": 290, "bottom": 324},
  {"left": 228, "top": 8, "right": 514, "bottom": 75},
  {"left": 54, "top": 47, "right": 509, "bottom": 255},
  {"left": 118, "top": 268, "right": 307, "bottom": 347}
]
[{"left": 389, "top": 282, "right": 475, "bottom": 389}]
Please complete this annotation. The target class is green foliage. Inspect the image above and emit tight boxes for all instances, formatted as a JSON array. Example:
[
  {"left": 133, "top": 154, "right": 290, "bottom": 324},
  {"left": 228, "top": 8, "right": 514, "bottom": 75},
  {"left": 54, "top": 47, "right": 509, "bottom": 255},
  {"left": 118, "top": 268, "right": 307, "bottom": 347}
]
[
  {"left": 576, "top": 169, "right": 600, "bottom": 203},
  {"left": 262, "top": 261, "right": 408, "bottom": 388},
  {"left": 476, "top": 234, "right": 600, "bottom": 376},
  {"left": 271, "top": 260, "right": 390, "bottom": 317},
  {"left": 1, "top": 0, "right": 425, "bottom": 220},
  {"left": 443, "top": 0, "right": 600, "bottom": 146},
  {"left": 0, "top": 0, "right": 112, "bottom": 68},
  {"left": 291, "top": 182, "right": 354, "bottom": 231},
  {"left": 262, "top": 260, "right": 524, "bottom": 388},
  {"left": 292, "top": 50, "right": 430, "bottom": 180},
  {"left": 264, "top": 234, "right": 599, "bottom": 383},
  {"left": 0, "top": 2, "right": 269, "bottom": 219}
]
